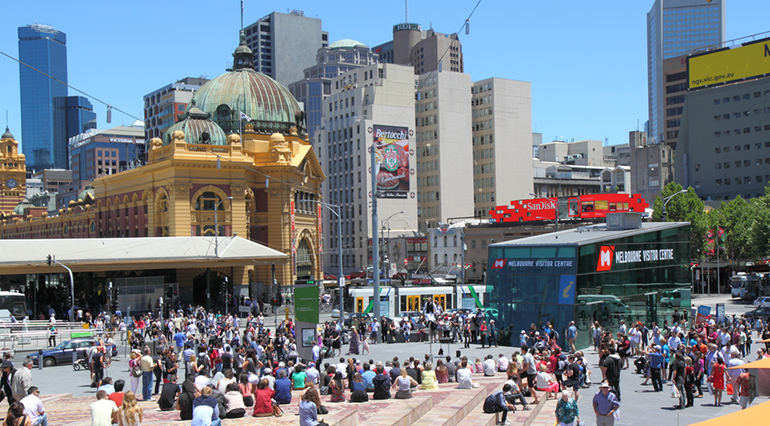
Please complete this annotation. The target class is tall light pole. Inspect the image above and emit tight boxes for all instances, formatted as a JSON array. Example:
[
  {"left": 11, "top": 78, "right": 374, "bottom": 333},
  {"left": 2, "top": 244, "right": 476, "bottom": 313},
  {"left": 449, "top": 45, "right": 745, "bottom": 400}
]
[
  {"left": 302, "top": 200, "right": 344, "bottom": 318},
  {"left": 370, "top": 143, "right": 381, "bottom": 321},
  {"left": 381, "top": 211, "right": 406, "bottom": 278},
  {"left": 210, "top": 196, "right": 233, "bottom": 313},
  {"left": 214, "top": 196, "right": 233, "bottom": 258},
  {"left": 661, "top": 189, "right": 687, "bottom": 221}
]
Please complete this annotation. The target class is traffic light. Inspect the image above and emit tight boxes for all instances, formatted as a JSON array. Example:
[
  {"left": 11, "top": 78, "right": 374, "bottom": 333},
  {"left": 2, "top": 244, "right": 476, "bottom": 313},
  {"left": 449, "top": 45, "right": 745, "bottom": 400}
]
[{"left": 46, "top": 255, "right": 52, "bottom": 266}]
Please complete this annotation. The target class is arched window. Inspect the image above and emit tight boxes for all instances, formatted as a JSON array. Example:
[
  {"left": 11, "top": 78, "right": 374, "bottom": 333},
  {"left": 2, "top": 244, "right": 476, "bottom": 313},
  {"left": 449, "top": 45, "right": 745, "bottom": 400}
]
[
  {"left": 443, "top": 236, "right": 447, "bottom": 247},
  {"left": 453, "top": 235, "right": 458, "bottom": 247},
  {"left": 194, "top": 191, "right": 228, "bottom": 236},
  {"left": 443, "top": 253, "right": 448, "bottom": 264},
  {"left": 296, "top": 239, "right": 314, "bottom": 278}
]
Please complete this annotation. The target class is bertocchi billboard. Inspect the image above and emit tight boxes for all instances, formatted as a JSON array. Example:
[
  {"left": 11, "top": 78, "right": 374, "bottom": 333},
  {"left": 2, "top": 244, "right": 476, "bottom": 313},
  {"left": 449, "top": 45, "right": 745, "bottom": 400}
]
[{"left": 688, "top": 38, "right": 770, "bottom": 89}]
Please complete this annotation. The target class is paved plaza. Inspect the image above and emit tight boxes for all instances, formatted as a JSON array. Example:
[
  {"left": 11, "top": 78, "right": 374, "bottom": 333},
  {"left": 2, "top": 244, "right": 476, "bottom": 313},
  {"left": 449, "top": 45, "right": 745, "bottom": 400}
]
[{"left": 0, "top": 292, "right": 764, "bottom": 425}]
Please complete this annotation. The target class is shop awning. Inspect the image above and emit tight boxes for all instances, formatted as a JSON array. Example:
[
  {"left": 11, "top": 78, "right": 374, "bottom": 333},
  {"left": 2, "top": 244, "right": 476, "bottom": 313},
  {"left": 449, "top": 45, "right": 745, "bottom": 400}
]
[
  {"left": 728, "top": 357, "right": 770, "bottom": 370},
  {"left": 687, "top": 400, "right": 770, "bottom": 426}
]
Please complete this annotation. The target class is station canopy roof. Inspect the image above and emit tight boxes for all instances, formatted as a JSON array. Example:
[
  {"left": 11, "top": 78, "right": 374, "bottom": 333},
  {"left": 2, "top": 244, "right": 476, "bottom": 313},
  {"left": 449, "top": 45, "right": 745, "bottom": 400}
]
[
  {"left": 0, "top": 236, "right": 287, "bottom": 274},
  {"left": 490, "top": 221, "right": 689, "bottom": 248}
]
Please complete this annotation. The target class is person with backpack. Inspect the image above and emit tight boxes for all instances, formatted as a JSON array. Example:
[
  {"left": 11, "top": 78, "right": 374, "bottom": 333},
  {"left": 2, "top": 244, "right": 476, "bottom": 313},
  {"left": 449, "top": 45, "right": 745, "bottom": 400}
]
[{"left": 483, "top": 384, "right": 515, "bottom": 426}]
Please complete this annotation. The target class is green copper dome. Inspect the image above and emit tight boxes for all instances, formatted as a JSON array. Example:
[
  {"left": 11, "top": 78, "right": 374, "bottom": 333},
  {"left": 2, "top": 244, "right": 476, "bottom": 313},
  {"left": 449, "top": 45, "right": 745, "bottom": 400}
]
[
  {"left": 163, "top": 108, "right": 227, "bottom": 146},
  {"left": 189, "top": 33, "right": 305, "bottom": 136},
  {"left": 329, "top": 39, "right": 367, "bottom": 49},
  {"left": 78, "top": 184, "right": 95, "bottom": 202}
]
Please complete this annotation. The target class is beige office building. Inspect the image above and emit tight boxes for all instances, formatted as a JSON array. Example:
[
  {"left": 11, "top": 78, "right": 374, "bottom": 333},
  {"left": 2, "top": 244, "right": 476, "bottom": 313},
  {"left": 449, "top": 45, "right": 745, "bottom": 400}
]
[
  {"left": 316, "top": 63, "right": 418, "bottom": 272},
  {"left": 415, "top": 72, "right": 474, "bottom": 233},
  {"left": 472, "top": 78, "right": 533, "bottom": 218}
]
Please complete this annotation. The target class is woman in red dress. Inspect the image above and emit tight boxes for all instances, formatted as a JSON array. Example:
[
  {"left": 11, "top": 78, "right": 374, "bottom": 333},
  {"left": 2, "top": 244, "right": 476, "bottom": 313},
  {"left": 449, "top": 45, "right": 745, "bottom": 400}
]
[{"left": 709, "top": 357, "right": 726, "bottom": 407}]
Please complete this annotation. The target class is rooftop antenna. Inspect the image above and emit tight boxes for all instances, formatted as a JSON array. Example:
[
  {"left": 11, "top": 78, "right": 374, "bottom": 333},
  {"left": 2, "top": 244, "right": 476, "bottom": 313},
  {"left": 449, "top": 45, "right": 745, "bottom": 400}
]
[
  {"left": 405, "top": 0, "right": 408, "bottom": 22},
  {"left": 240, "top": 0, "right": 244, "bottom": 31}
]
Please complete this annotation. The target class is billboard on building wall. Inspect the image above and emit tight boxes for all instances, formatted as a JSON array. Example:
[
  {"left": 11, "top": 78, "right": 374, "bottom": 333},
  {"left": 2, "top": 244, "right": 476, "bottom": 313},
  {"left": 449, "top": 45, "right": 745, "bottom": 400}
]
[
  {"left": 372, "top": 125, "right": 411, "bottom": 199},
  {"left": 688, "top": 38, "right": 770, "bottom": 89}
]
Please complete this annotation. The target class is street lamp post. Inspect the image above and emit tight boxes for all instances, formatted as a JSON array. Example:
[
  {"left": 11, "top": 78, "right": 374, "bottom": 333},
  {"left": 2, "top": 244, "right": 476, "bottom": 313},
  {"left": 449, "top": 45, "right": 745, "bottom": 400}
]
[
  {"left": 213, "top": 196, "right": 233, "bottom": 313},
  {"left": 214, "top": 196, "right": 234, "bottom": 258},
  {"left": 302, "top": 200, "right": 344, "bottom": 319},
  {"left": 661, "top": 189, "right": 687, "bottom": 221},
  {"left": 381, "top": 211, "right": 405, "bottom": 279}
]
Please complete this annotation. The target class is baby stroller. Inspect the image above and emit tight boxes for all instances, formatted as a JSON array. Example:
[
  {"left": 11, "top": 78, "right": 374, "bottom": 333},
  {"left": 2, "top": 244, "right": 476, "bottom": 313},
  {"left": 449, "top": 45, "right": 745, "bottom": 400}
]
[{"left": 73, "top": 358, "right": 88, "bottom": 371}]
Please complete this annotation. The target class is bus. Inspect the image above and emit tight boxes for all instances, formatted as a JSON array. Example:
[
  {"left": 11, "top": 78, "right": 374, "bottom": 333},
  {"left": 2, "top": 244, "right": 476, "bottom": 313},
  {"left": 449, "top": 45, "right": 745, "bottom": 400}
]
[
  {"left": 730, "top": 273, "right": 764, "bottom": 300},
  {"left": 347, "top": 285, "right": 488, "bottom": 318},
  {"left": 0, "top": 292, "right": 27, "bottom": 320}
]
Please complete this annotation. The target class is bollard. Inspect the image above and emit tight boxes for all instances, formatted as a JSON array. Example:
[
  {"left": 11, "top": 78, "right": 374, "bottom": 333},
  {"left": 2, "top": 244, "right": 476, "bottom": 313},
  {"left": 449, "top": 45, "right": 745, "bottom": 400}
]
[
  {"left": 73, "top": 349, "right": 77, "bottom": 365},
  {"left": 38, "top": 350, "right": 43, "bottom": 370},
  {"left": 456, "top": 350, "right": 461, "bottom": 358}
]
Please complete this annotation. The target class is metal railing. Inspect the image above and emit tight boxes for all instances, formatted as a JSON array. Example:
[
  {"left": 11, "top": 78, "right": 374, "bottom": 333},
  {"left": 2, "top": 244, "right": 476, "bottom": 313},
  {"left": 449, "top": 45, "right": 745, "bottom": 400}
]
[{"left": 0, "top": 321, "right": 117, "bottom": 354}]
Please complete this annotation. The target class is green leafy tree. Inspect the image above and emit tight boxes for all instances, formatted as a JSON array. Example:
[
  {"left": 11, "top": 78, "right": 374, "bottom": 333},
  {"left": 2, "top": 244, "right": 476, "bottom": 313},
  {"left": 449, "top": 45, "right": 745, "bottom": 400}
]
[
  {"left": 652, "top": 182, "right": 707, "bottom": 259},
  {"left": 749, "top": 186, "right": 770, "bottom": 259},
  {"left": 714, "top": 196, "right": 753, "bottom": 262}
]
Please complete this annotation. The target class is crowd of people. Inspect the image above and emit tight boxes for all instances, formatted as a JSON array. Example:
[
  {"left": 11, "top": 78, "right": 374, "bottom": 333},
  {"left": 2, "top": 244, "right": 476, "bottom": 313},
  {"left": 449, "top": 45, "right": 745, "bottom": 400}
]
[{"left": 3, "top": 299, "right": 768, "bottom": 426}]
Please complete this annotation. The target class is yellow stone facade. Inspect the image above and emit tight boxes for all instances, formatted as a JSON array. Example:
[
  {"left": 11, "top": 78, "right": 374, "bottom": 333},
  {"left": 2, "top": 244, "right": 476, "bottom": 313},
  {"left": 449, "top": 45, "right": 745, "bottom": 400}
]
[
  {"left": 0, "top": 126, "right": 325, "bottom": 290},
  {"left": 0, "top": 129, "right": 26, "bottom": 216}
]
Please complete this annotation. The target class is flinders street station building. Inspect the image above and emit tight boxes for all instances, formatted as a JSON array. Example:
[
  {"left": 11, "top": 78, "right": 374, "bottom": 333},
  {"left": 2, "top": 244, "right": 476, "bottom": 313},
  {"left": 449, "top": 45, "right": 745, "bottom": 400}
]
[{"left": 0, "top": 34, "right": 325, "bottom": 315}]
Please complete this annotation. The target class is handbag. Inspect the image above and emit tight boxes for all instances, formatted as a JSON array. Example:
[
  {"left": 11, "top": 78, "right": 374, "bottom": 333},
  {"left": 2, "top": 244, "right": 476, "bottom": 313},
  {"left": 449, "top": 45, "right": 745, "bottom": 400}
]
[
  {"left": 319, "top": 386, "right": 329, "bottom": 395},
  {"left": 670, "top": 383, "right": 680, "bottom": 399}
]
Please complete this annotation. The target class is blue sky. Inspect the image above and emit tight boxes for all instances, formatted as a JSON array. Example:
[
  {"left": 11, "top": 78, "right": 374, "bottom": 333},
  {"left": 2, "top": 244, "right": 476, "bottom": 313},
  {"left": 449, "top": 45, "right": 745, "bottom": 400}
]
[{"left": 1, "top": 0, "right": 768, "bottom": 150}]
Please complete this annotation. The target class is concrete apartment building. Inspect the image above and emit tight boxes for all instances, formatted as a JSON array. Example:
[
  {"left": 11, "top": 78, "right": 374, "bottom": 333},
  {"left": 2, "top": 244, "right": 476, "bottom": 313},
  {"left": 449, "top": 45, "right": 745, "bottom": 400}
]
[
  {"left": 416, "top": 72, "right": 474, "bottom": 233},
  {"left": 244, "top": 10, "right": 328, "bottom": 87},
  {"left": 471, "top": 78, "right": 533, "bottom": 219},
  {"left": 373, "top": 23, "right": 463, "bottom": 74},
  {"left": 143, "top": 77, "right": 208, "bottom": 145},
  {"left": 647, "top": 0, "right": 724, "bottom": 145},
  {"left": 676, "top": 76, "right": 770, "bottom": 201},
  {"left": 316, "top": 63, "right": 418, "bottom": 273}
]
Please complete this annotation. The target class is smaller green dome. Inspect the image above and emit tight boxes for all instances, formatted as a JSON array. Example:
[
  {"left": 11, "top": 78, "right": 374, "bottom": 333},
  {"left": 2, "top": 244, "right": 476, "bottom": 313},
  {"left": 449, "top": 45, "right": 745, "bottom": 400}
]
[
  {"left": 329, "top": 39, "right": 367, "bottom": 49},
  {"left": 13, "top": 198, "right": 31, "bottom": 215},
  {"left": 163, "top": 108, "right": 228, "bottom": 146},
  {"left": 78, "top": 184, "right": 95, "bottom": 202}
]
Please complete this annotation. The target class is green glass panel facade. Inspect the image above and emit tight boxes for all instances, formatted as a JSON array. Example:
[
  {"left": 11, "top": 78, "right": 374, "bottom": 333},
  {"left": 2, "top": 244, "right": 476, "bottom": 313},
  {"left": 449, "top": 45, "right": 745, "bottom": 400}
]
[{"left": 487, "top": 224, "right": 691, "bottom": 349}]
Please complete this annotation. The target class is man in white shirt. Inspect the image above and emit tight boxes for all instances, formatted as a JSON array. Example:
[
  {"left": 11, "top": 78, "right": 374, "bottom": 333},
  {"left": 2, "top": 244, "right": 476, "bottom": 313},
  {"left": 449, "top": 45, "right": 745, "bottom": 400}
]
[
  {"left": 668, "top": 333, "right": 681, "bottom": 352},
  {"left": 483, "top": 355, "right": 497, "bottom": 376},
  {"left": 20, "top": 387, "right": 47, "bottom": 426},
  {"left": 726, "top": 351, "right": 745, "bottom": 404},
  {"left": 90, "top": 390, "right": 118, "bottom": 426},
  {"left": 456, "top": 359, "right": 479, "bottom": 389},
  {"left": 497, "top": 354, "right": 509, "bottom": 372},
  {"left": 336, "top": 358, "right": 348, "bottom": 380}
]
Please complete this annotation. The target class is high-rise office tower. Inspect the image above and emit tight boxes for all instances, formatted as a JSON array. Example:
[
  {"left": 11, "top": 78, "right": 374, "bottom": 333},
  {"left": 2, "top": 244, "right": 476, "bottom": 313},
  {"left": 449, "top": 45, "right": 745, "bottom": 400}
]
[
  {"left": 243, "top": 10, "right": 328, "bottom": 87},
  {"left": 415, "top": 72, "right": 474, "bottom": 233},
  {"left": 289, "top": 39, "right": 378, "bottom": 145},
  {"left": 18, "top": 24, "right": 69, "bottom": 171},
  {"left": 471, "top": 78, "right": 533, "bottom": 218},
  {"left": 143, "top": 77, "right": 209, "bottom": 146},
  {"left": 647, "top": 0, "right": 724, "bottom": 145},
  {"left": 316, "top": 63, "right": 418, "bottom": 273},
  {"left": 374, "top": 24, "right": 463, "bottom": 75}
]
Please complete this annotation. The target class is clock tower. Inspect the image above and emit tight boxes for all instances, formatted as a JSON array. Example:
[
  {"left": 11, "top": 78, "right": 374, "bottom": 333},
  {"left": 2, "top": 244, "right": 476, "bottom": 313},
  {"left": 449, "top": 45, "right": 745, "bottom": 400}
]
[{"left": 0, "top": 127, "right": 26, "bottom": 216}]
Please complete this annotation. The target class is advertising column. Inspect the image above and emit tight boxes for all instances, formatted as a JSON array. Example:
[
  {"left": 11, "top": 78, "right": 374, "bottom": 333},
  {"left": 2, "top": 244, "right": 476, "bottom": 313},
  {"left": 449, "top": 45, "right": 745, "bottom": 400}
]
[{"left": 294, "top": 283, "right": 320, "bottom": 362}]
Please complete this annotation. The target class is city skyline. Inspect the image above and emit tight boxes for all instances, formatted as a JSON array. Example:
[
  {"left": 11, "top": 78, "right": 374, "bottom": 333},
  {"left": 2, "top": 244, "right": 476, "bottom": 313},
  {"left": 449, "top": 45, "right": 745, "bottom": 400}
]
[{"left": 1, "top": 1, "right": 768, "bottom": 156}]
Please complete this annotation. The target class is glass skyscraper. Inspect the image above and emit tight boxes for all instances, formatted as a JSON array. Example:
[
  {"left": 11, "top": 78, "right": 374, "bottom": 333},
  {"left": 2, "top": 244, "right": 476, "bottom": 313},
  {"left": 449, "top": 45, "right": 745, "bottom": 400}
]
[
  {"left": 18, "top": 24, "right": 69, "bottom": 171},
  {"left": 647, "top": 0, "right": 725, "bottom": 145}
]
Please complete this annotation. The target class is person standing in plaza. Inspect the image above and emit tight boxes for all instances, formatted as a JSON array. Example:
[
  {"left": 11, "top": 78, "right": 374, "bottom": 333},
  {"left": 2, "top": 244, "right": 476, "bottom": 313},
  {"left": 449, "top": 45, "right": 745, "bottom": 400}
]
[
  {"left": 670, "top": 352, "right": 686, "bottom": 409},
  {"left": 10, "top": 360, "right": 33, "bottom": 403},
  {"left": 140, "top": 347, "right": 154, "bottom": 402},
  {"left": 726, "top": 350, "right": 745, "bottom": 405},
  {"left": 554, "top": 389, "right": 579, "bottom": 426},
  {"left": 566, "top": 321, "right": 578, "bottom": 354},
  {"left": 736, "top": 368, "right": 751, "bottom": 410},
  {"left": 602, "top": 347, "right": 622, "bottom": 402},
  {"left": 592, "top": 381, "right": 619, "bottom": 426},
  {"left": 647, "top": 345, "right": 664, "bottom": 392}
]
